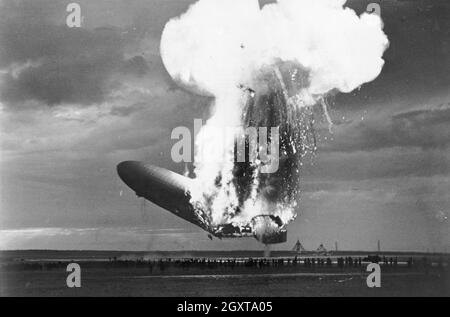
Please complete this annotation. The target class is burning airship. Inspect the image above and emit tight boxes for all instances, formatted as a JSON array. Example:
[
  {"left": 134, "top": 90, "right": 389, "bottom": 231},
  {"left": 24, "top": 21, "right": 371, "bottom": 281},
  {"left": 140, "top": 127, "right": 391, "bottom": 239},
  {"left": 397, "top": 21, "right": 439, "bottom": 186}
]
[
  {"left": 117, "top": 0, "right": 389, "bottom": 246},
  {"left": 116, "top": 65, "right": 313, "bottom": 245},
  {"left": 117, "top": 161, "right": 287, "bottom": 244}
]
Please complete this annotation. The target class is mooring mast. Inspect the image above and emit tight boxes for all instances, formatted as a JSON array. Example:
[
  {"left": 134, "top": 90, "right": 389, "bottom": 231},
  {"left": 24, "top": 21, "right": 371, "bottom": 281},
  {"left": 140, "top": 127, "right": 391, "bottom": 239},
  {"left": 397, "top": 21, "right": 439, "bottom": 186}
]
[{"left": 292, "top": 239, "right": 306, "bottom": 253}]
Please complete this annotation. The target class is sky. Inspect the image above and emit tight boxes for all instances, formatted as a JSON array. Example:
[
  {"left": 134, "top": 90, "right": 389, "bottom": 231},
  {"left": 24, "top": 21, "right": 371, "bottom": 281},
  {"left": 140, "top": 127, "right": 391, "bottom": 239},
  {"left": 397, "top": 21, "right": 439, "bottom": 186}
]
[{"left": 0, "top": 0, "right": 449, "bottom": 252}]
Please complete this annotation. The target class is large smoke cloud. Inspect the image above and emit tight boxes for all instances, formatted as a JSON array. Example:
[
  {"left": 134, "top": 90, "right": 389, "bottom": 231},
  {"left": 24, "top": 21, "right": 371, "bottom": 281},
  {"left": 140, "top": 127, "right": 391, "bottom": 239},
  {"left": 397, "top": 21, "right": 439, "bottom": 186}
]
[
  {"left": 161, "top": 0, "right": 388, "bottom": 99},
  {"left": 160, "top": 0, "right": 388, "bottom": 237}
]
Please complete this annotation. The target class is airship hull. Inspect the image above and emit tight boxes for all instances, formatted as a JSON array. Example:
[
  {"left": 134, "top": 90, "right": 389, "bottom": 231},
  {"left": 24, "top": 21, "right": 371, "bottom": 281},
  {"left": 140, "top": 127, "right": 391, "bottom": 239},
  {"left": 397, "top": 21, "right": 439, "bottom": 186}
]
[
  {"left": 117, "top": 161, "right": 287, "bottom": 244},
  {"left": 117, "top": 161, "right": 204, "bottom": 229}
]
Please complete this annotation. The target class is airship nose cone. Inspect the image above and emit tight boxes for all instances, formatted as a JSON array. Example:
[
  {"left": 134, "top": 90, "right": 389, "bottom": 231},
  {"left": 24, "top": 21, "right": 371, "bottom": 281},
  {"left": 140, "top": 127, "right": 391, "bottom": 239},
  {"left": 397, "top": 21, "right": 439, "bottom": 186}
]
[
  {"left": 117, "top": 160, "right": 193, "bottom": 199},
  {"left": 117, "top": 161, "right": 143, "bottom": 188}
]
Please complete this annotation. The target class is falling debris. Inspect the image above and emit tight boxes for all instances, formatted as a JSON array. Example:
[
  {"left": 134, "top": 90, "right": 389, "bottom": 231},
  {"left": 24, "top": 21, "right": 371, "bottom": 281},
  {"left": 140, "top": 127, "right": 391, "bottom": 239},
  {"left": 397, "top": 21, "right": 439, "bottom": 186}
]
[{"left": 320, "top": 98, "right": 333, "bottom": 133}]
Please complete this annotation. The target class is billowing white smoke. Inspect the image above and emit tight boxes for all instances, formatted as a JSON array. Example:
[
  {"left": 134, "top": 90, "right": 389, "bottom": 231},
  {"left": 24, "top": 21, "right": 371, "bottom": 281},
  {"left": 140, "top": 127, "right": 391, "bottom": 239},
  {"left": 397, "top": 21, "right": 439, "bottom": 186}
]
[
  {"left": 160, "top": 0, "right": 388, "bottom": 228},
  {"left": 162, "top": 0, "right": 388, "bottom": 96}
]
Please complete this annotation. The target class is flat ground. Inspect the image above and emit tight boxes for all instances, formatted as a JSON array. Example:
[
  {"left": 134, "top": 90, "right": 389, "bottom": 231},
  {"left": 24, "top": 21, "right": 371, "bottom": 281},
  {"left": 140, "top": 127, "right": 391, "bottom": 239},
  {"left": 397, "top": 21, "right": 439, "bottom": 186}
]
[
  {"left": 1, "top": 250, "right": 449, "bottom": 296},
  {"left": 1, "top": 269, "right": 449, "bottom": 297}
]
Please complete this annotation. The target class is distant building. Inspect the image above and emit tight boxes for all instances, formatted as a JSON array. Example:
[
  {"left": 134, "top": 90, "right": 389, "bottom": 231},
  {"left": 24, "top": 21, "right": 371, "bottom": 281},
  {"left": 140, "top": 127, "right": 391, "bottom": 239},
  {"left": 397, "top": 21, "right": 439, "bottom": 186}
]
[
  {"left": 292, "top": 239, "right": 306, "bottom": 254},
  {"left": 316, "top": 243, "right": 328, "bottom": 255}
]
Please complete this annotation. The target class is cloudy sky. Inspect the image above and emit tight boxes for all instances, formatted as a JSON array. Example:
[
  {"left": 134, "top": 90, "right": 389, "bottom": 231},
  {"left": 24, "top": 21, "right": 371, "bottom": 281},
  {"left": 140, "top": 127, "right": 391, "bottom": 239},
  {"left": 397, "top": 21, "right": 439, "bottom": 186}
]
[{"left": 0, "top": 0, "right": 449, "bottom": 252}]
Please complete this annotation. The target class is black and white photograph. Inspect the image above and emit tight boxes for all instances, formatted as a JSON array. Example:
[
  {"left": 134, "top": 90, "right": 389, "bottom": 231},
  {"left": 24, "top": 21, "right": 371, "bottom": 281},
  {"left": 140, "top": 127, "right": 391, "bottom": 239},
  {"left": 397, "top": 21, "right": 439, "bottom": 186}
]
[{"left": 0, "top": 0, "right": 449, "bottom": 300}]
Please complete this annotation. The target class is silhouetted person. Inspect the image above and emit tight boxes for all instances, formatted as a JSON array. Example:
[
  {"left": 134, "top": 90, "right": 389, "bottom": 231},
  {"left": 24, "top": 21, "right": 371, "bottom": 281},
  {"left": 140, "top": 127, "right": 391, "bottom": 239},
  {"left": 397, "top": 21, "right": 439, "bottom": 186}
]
[{"left": 407, "top": 257, "right": 413, "bottom": 268}]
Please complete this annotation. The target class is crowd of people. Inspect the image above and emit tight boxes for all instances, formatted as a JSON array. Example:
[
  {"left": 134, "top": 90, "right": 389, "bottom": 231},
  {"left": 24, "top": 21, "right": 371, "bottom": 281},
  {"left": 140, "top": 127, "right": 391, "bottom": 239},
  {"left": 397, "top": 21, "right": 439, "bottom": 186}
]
[{"left": 5, "top": 254, "right": 446, "bottom": 272}]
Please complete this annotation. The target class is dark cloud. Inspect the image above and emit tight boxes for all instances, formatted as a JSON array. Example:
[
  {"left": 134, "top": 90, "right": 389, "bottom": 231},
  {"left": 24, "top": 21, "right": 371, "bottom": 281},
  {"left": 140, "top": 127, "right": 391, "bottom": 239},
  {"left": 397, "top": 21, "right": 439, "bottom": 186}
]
[
  {"left": 308, "top": 147, "right": 450, "bottom": 181},
  {"left": 0, "top": 2, "right": 159, "bottom": 107},
  {"left": 393, "top": 105, "right": 450, "bottom": 126},
  {"left": 110, "top": 102, "right": 148, "bottom": 117},
  {"left": 121, "top": 56, "right": 150, "bottom": 77},
  {"left": 323, "top": 106, "right": 450, "bottom": 153}
]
